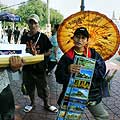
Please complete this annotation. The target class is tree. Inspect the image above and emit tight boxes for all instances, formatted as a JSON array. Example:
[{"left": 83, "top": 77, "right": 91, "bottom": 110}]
[
  {"left": 50, "top": 8, "right": 64, "bottom": 27},
  {"left": 16, "top": 0, "right": 64, "bottom": 28}
]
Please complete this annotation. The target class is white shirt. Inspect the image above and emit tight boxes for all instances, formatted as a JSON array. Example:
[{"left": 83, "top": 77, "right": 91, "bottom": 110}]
[{"left": 0, "top": 69, "right": 10, "bottom": 93}]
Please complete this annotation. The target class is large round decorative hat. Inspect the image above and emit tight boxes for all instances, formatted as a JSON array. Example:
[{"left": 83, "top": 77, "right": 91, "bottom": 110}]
[{"left": 57, "top": 11, "right": 120, "bottom": 60}]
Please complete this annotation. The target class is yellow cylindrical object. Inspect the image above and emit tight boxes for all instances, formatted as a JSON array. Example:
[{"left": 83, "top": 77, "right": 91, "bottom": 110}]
[{"left": 0, "top": 54, "right": 44, "bottom": 68}]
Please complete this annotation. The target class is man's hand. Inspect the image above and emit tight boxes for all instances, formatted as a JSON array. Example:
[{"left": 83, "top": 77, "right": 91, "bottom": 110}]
[
  {"left": 9, "top": 56, "right": 24, "bottom": 71},
  {"left": 68, "top": 64, "right": 81, "bottom": 74},
  {"left": 26, "top": 40, "right": 37, "bottom": 55}
]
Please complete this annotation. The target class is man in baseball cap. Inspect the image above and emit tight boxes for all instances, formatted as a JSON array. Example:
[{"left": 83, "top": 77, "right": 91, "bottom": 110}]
[
  {"left": 72, "top": 27, "right": 89, "bottom": 39},
  {"left": 27, "top": 14, "right": 40, "bottom": 24},
  {"left": 27, "top": 14, "right": 40, "bottom": 32},
  {"left": 73, "top": 27, "right": 89, "bottom": 38},
  {"left": 21, "top": 13, "right": 58, "bottom": 113}
]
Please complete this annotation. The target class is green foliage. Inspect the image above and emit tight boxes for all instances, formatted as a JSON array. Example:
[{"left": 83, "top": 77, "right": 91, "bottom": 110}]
[
  {"left": 0, "top": 0, "right": 64, "bottom": 29},
  {"left": 15, "top": 0, "right": 64, "bottom": 28},
  {"left": 50, "top": 8, "right": 64, "bottom": 27}
]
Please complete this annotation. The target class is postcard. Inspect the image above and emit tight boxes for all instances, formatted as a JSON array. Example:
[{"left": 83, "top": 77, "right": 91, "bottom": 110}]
[
  {"left": 70, "top": 87, "right": 89, "bottom": 100},
  {"left": 75, "top": 68, "right": 94, "bottom": 79},
  {"left": 74, "top": 55, "right": 96, "bottom": 70},
  {"left": 67, "top": 102, "right": 86, "bottom": 112},
  {"left": 61, "top": 101, "right": 69, "bottom": 110},
  {"left": 57, "top": 110, "right": 66, "bottom": 118},
  {"left": 73, "top": 79, "right": 91, "bottom": 89},
  {"left": 65, "top": 87, "right": 72, "bottom": 97},
  {"left": 69, "top": 97, "right": 87, "bottom": 105},
  {"left": 68, "top": 77, "right": 74, "bottom": 87},
  {"left": 56, "top": 117, "right": 64, "bottom": 120},
  {"left": 65, "top": 111, "right": 82, "bottom": 120},
  {"left": 63, "top": 96, "right": 70, "bottom": 102}
]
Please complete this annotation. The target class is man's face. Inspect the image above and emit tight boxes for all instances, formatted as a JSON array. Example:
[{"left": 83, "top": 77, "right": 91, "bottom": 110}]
[
  {"left": 28, "top": 19, "right": 39, "bottom": 31},
  {"left": 73, "top": 34, "right": 88, "bottom": 49}
]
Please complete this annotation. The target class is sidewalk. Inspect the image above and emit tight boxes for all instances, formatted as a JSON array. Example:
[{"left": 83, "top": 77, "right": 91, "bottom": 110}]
[{"left": 10, "top": 58, "right": 120, "bottom": 120}]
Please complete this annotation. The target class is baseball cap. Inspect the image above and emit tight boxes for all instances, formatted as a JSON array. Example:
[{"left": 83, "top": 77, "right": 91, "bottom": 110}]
[
  {"left": 73, "top": 27, "right": 89, "bottom": 38},
  {"left": 27, "top": 14, "right": 40, "bottom": 23}
]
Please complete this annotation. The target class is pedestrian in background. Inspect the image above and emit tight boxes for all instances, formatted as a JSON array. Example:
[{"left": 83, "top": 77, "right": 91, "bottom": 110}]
[
  {"left": 6, "top": 26, "right": 12, "bottom": 43},
  {"left": 47, "top": 24, "right": 63, "bottom": 75},
  {"left": 14, "top": 26, "right": 20, "bottom": 44}
]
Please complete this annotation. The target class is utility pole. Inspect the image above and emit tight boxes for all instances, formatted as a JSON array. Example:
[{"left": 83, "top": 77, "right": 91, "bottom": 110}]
[
  {"left": 46, "top": 0, "right": 51, "bottom": 37},
  {"left": 47, "top": 0, "right": 50, "bottom": 24},
  {"left": 80, "top": 0, "right": 85, "bottom": 11},
  {"left": 0, "top": 6, "right": 2, "bottom": 39}
]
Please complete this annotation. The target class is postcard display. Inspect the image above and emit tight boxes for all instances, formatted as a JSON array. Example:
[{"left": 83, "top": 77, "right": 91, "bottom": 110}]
[{"left": 56, "top": 55, "right": 96, "bottom": 120}]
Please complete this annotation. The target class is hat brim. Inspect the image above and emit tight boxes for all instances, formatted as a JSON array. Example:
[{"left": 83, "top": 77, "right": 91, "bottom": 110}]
[{"left": 28, "top": 18, "right": 38, "bottom": 23}]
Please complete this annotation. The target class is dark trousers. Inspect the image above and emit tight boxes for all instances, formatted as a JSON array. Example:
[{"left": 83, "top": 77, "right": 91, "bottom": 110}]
[
  {"left": 8, "top": 35, "right": 11, "bottom": 43},
  {"left": 57, "top": 84, "right": 68, "bottom": 106},
  {"left": 23, "top": 70, "right": 49, "bottom": 105},
  {"left": 0, "top": 85, "right": 15, "bottom": 120}
]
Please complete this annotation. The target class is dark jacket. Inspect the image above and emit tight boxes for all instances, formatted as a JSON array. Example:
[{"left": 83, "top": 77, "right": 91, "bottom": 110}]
[{"left": 55, "top": 48, "right": 106, "bottom": 104}]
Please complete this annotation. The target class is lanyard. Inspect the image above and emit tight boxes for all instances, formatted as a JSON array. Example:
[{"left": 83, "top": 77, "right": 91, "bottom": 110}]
[{"left": 34, "top": 32, "right": 41, "bottom": 47}]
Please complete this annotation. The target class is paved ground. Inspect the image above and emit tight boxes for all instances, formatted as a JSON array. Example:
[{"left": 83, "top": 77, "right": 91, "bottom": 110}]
[{"left": 10, "top": 52, "right": 120, "bottom": 120}]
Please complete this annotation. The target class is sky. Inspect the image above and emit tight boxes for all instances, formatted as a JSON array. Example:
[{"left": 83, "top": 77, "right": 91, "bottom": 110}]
[{"left": 1, "top": 0, "right": 120, "bottom": 19}]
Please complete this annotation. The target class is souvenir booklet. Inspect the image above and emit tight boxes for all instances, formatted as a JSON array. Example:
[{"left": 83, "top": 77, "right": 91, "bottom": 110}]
[
  {"left": 0, "top": 44, "right": 44, "bottom": 67},
  {"left": 56, "top": 55, "right": 96, "bottom": 120}
]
